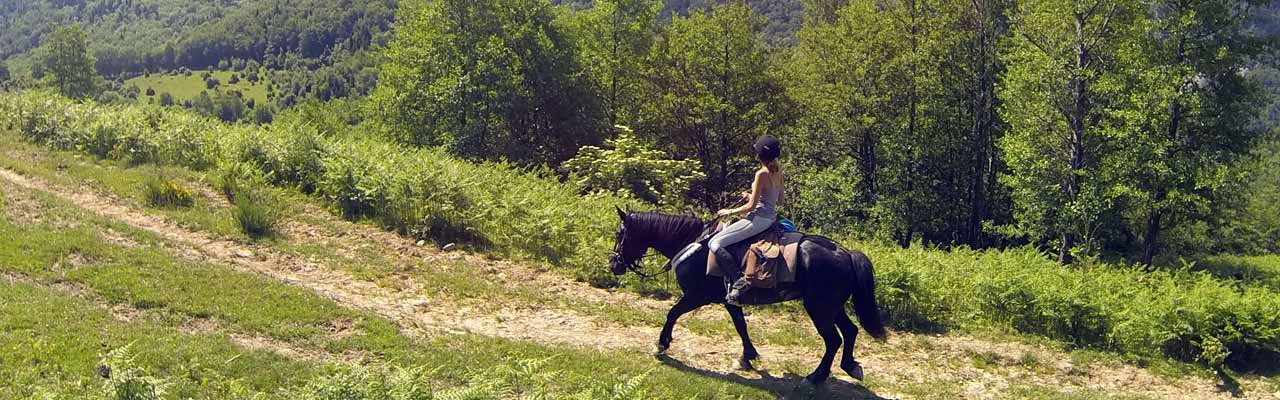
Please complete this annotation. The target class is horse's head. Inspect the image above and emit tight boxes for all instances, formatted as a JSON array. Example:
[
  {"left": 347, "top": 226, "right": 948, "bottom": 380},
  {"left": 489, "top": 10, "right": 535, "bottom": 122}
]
[{"left": 610, "top": 206, "right": 648, "bottom": 276}]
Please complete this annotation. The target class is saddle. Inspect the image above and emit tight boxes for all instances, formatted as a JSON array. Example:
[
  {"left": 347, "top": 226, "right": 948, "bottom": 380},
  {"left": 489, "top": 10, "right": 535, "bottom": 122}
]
[{"left": 703, "top": 221, "right": 804, "bottom": 287}]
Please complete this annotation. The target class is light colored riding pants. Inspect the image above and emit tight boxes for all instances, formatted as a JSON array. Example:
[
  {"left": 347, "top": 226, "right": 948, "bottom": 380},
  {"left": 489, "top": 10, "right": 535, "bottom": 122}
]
[{"left": 709, "top": 213, "right": 775, "bottom": 253}]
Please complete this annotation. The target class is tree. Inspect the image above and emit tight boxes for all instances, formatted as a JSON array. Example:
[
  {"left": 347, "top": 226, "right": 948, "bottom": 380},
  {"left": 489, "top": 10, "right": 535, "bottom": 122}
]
[
  {"left": 0, "top": 62, "right": 9, "bottom": 82},
  {"left": 229, "top": 74, "right": 240, "bottom": 84},
  {"left": 192, "top": 91, "right": 216, "bottom": 116},
  {"left": 254, "top": 105, "right": 275, "bottom": 125},
  {"left": 42, "top": 23, "right": 97, "bottom": 99},
  {"left": 207, "top": 78, "right": 220, "bottom": 89},
  {"left": 217, "top": 91, "right": 247, "bottom": 122},
  {"left": 633, "top": 2, "right": 793, "bottom": 210},
  {"left": 1112, "top": 0, "right": 1269, "bottom": 265},
  {"left": 159, "top": 92, "right": 175, "bottom": 107},
  {"left": 145, "top": 87, "right": 155, "bottom": 96},
  {"left": 786, "top": 0, "right": 1000, "bottom": 245},
  {"left": 999, "top": 0, "right": 1140, "bottom": 263},
  {"left": 371, "top": 0, "right": 604, "bottom": 164},
  {"left": 567, "top": 0, "right": 663, "bottom": 127}
]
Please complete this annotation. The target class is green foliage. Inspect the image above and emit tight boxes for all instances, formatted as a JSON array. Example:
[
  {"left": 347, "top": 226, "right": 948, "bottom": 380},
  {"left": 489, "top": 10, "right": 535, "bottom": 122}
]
[
  {"left": 861, "top": 241, "right": 1280, "bottom": 368},
  {"left": 41, "top": 24, "right": 97, "bottom": 99},
  {"left": 98, "top": 344, "right": 169, "bottom": 400},
  {"left": 562, "top": 128, "right": 704, "bottom": 205},
  {"left": 372, "top": 0, "right": 604, "bottom": 165},
  {"left": 634, "top": 1, "right": 792, "bottom": 209},
  {"left": 3, "top": 90, "right": 634, "bottom": 287},
  {"left": 564, "top": 0, "right": 663, "bottom": 126},
  {"left": 142, "top": 175, "right": 195, "bottom": 208},
  {"left": 290, "top": 358, "right": 652, "bottom": 400},
  {"left": 998, "top": 0, "right": 1141, "bottom": 262},
  {"left": 785, "top": 0, "right": 1006, "bottom": 245},
  {"left": 225, "top": 176, "right": 279, "bottom": 239}
]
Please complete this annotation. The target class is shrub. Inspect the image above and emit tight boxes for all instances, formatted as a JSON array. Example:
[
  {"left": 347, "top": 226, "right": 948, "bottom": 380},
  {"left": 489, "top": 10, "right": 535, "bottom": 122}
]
[
  {"left": 233, "top": 188, "right": 278, "bottom": 238},
  {"left": 561, "top": 127, "right": 703, "bottom": 206},
  {"left": 143, "top": 175, "right": 195, "bottom": 208}
]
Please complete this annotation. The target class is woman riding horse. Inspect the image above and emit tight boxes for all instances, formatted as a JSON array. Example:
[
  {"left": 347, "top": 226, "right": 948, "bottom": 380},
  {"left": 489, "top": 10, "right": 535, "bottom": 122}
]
[
  {"left": 609, "top": 137, "right": 887, "bottom": 385},
  {"left": 711, "top": 135, "right": 784, "bottom": 306}
]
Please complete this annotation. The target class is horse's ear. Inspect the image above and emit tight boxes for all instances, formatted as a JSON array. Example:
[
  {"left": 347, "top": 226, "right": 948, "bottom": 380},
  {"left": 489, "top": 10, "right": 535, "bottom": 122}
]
[{"left": 615, "top": 206, "right": 627, "bottom": 221}]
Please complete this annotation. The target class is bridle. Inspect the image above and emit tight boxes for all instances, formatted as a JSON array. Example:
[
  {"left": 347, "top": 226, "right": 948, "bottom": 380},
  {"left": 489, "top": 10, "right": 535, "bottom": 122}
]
[
  {"left": 612, "top": 250, "right": 670, "bottom": 279},
  {"left": 612, "top": 213, "right": 718, "bottom": 281}
]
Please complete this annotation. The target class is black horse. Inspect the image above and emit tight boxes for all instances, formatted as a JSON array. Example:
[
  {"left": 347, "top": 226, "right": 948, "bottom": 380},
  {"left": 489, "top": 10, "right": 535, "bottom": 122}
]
[{"left": 609, "top": 208, "right": 887, "bottom": 385}]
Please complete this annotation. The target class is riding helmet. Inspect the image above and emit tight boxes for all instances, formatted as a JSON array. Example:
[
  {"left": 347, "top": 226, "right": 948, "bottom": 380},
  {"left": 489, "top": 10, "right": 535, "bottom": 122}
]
[{"left": 754, "top": 135, "right": 781, "bottom": 161}]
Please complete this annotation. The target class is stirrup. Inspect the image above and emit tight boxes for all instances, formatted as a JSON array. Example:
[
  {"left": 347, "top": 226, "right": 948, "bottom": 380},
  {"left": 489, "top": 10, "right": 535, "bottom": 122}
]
[
  {"left": 726, "top": 291, "right": 744, "bottom": 307},
  {"left": 726, "top": 277, "right": 750, "bottom": 306}
]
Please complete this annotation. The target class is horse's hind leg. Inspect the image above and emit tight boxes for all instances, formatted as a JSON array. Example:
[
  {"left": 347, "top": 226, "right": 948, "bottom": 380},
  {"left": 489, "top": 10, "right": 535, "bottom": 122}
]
[
  {"left": 655, "top": 296, "right": 707, "bottom": 355},
  {"left": 834, "top": 308, "right": 864, "bottom": 380},
  {"left": 724, "top": 303, "right": 759, "bottom": 370},
  {"left": 804, "top": 302, "right": 841, "bottom": 385}
]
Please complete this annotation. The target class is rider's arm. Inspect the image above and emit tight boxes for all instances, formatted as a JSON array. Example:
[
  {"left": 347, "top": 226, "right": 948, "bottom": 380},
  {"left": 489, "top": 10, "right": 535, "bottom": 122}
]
[{"left": 719, "top": 170, "right": 765, "bottom": 217}]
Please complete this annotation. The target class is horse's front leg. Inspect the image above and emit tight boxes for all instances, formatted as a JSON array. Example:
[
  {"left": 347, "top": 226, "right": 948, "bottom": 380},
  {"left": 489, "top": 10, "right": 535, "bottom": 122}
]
[
  {"left": 655, "top": 296, "right": 708, "bottom": 355},
  {"left": 725, "top": 303, "right": 759, "bottom": 370}
]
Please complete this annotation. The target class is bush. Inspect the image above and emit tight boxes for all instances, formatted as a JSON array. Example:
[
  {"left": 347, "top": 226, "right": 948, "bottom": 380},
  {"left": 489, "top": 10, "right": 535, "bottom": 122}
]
[
  {"left": 561, "top": 127, "right": 703, "bottom": 206},
  {"left": 233, "top": 188, "right": 278, "bottom": 238},
  {"left": 143, "top": 175, "right": 195, "bottom": 208}
]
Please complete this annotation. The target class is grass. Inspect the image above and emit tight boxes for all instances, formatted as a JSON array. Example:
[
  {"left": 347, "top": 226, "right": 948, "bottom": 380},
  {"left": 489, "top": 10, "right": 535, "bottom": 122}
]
[
  {"left": 0, "top": 178, "right": 789, "bottom": 399},
  {"left": 126, "top": 70, "right": 270, "bottom": 106}
]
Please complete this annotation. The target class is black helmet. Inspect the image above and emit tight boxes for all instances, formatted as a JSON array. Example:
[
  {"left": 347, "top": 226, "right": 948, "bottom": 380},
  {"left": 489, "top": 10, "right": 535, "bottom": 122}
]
[{"left": 754, "top": 135, "right": 781, "bottom": 161}]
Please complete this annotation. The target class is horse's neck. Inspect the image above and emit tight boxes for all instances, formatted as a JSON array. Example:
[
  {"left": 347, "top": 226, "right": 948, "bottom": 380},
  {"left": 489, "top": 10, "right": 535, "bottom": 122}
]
[{"left": 641, "top": 216, "right": 702, "bottom": 258}]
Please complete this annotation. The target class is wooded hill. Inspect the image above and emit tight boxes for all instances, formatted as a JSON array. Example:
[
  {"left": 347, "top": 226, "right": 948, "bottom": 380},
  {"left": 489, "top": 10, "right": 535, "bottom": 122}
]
[{"left": 1, "top": 0, "right": 396, "bottom": 76}]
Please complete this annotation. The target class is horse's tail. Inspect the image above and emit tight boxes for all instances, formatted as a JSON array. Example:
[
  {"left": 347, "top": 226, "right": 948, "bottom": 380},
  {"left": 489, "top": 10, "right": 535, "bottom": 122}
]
[{"left": 847, "top": 248, "right": 887, "bottom": 340}]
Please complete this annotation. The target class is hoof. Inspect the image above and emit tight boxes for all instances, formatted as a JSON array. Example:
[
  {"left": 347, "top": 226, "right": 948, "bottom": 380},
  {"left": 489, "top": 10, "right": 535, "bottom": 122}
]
[
  {"left": 841, "top": 360, "right": 865, "bottom": 381},
  {"left": 652, "top": 342, "right": 668, "bottom": 356},
  {"left": 805, "top": 370, "right": 830, "bottom": 385},
  {"left": 743, "top": 350, "right": 760, "bottom": 361},
  {"left": 734, "top": 357, "right": 754, "bottom": 371}
]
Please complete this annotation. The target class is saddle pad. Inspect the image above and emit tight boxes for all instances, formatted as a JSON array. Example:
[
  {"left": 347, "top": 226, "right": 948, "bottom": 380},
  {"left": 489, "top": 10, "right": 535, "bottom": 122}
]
[{"left": 777, "top": 231, "right": 803, "bottom": 283}]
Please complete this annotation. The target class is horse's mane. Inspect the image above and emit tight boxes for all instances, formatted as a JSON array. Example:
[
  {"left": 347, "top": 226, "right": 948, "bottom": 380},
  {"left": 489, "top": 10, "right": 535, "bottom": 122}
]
[{"left": 625, "top": 210, "right": 706, "bottom": 243}]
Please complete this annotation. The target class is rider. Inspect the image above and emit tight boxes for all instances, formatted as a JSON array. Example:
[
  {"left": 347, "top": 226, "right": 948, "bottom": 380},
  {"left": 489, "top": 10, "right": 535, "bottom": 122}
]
[{"left": 709, "top": 135, "right": 784, "bottom": 306}]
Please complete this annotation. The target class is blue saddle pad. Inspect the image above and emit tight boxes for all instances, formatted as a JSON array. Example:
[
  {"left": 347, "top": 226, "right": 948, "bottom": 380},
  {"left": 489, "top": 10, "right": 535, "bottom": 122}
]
[{"left": 779, "top": 218, "right": 797, "bottom": 232}]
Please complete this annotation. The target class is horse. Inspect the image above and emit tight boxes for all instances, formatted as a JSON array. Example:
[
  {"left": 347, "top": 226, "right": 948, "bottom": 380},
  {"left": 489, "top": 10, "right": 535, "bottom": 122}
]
[{"left": 608, "top": 207, "right": 887, "bottom": 385}]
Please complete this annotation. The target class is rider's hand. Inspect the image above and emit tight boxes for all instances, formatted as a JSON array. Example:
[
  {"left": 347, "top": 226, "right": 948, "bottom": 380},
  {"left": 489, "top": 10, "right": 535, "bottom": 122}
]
[{"left": 716, "top": 209, "right": 734, "bottom": 219}]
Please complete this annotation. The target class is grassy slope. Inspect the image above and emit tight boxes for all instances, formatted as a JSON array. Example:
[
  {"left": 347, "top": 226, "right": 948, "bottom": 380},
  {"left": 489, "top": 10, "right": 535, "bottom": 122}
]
[
  {"left": 0, "top": 174, "right": 779, "bottom": 398},
  {"left": 126, "top": 70, "right": 270, "bottom": 106}
]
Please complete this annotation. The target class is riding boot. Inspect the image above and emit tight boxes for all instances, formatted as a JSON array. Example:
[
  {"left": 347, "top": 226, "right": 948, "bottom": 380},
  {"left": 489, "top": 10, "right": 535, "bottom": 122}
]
[{"left": 711, "top": 247, "right": 748, "bottom": 306}]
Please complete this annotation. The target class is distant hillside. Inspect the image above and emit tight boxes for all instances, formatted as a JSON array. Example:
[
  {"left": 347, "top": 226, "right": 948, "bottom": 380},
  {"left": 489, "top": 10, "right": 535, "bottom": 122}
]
[{"left": 0, "top": 0, "right": 395, "bottom": 77}]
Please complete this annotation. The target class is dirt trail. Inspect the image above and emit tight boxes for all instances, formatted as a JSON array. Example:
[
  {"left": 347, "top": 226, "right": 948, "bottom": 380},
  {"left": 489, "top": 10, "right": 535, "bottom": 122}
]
[{"left": 2, "top": 167, "right": 1271, "bottom": 399}]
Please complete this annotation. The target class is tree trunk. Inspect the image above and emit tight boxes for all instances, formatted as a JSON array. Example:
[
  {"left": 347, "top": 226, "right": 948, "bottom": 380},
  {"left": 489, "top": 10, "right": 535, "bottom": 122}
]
[
  {"left": 1061, "top": 11, "right": 1089, "bottom": 265},
  {"left": 1141, "top": 210, "right": 1162, "bottom": 268}
]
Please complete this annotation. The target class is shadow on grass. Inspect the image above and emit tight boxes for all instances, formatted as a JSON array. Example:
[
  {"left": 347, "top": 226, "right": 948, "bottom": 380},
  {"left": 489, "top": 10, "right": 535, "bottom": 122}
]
[{"left": 656, "top": 354, "right": 890, "bottom": 400}]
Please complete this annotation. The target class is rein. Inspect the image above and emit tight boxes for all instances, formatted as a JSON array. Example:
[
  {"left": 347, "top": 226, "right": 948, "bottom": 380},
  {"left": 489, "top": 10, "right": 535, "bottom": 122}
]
[
  {"left": 616, "top": 250, "right": 669, "bottom": 279},
  {"left": 616, "top": 215, "right": 719, "bottom": 281}
]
